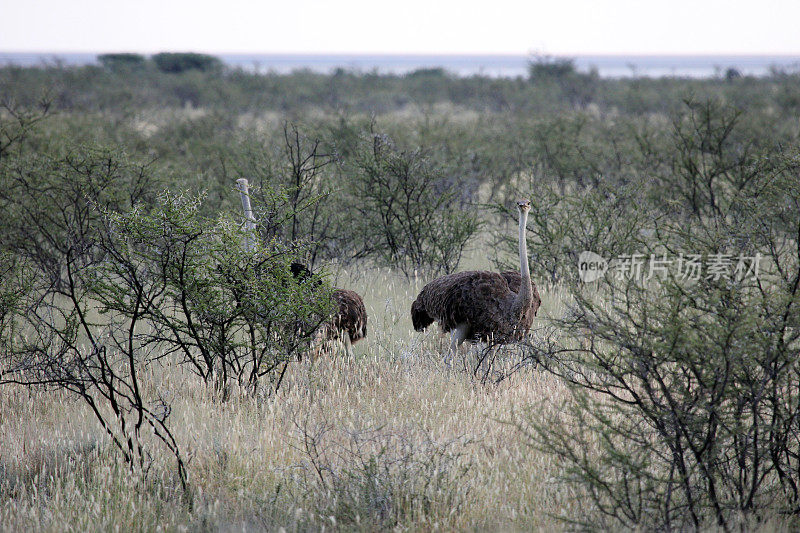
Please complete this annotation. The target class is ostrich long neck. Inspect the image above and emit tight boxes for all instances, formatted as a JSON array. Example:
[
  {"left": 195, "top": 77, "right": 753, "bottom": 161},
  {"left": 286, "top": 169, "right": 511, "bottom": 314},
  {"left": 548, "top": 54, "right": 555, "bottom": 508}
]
[{"left": 512, "top": 209, "right": 533, "bottom": 314}]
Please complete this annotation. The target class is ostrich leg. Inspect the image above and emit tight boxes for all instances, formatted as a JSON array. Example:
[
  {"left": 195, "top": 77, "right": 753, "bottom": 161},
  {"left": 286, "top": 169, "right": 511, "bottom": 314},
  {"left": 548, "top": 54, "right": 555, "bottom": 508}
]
[
  {"left": 343, "top": 333, "right": 354, "bottom": 359},
  {"left": 446, "top": 323, "right": 469, "bottom": 366}
]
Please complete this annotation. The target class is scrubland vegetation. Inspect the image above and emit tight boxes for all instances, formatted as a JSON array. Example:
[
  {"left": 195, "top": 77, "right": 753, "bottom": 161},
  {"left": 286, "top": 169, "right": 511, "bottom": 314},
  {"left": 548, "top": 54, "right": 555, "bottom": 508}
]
[{"left": 1, "top": 55, "right": 800, "bottom": 531}]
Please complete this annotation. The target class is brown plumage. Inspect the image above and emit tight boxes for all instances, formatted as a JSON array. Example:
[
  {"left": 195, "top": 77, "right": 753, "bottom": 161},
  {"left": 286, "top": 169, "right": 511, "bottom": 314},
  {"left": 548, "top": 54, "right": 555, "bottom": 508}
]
[
  {"left": 291, "top": 263, "right": 367, "bottom": 357},
  {"left": 499, "top": 270, "right": 524, "bottom": 294},
  {"left": 317, "top": 288, "right": 368, "bottom": 346},
  {"left": 411, "top": 270, "right": 540, "bottom": 342},
  {"left": 411, "top": 200, "right": 540, "bottom": 352}
]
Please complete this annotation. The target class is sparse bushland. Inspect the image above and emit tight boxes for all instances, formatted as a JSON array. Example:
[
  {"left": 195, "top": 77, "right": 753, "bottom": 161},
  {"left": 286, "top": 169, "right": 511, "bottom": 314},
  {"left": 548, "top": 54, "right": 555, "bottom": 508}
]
[
  {"left": 341, "top": 131, "right": 482, "bottom": 278},
  {"left": 0, "top": 112, "right": 337, "bottom": 492},
  {"left": 510, "top": 100, "right": 800, "bottom": 530},
  {"left": 248, "top": 122, "right": 341, "bottom": 270},
  {"left": 91, "top": 190, "right": 336, "bottom": 397},
  {"left": 1, "top": 62, "right": 800, "bottom": 531}
]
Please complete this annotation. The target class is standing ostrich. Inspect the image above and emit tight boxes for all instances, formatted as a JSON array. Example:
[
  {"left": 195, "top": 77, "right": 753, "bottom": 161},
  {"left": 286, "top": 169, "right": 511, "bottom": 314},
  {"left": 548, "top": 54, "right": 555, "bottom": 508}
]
[
  {"left": 291, "top": 263, "right": 368, "bottom": 359},
  {"left": 410, "top": 199, "right": 540, "bottom": 360}
]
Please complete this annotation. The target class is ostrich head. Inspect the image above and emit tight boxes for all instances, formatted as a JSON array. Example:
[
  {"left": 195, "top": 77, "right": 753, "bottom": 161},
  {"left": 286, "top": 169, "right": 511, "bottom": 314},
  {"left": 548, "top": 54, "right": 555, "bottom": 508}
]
[
  {"left": 516, "top": 199, "right": 531, "bottom": 213},
  {"left": 290, "top": 262, "right": 324, "bottom": 287},
  {"left": 290, "top": 262, "right": 312, "bottom": 281}
]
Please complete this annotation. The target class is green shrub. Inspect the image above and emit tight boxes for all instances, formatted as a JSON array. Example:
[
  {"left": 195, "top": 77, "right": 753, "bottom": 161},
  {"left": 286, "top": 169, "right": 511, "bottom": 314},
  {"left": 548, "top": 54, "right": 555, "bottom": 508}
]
[
  {"left": 528, "top": 55, "right": 599, "bottom": 107},
  {"left": 528, "top": 55, "right": 578, "bottom": 80},
  {"left": 98, "top": 53, "right": 147, "bottom": 71},
  {"left": 152, "top": 52, "right": 223, "bottom": 73},
  {"left": 343, "top": 133, "right": 482, "bottom": 278},
  {"left": 520, "top": 100, "right": 800, "bottom": 529},
  {"left": 93, "top": 189, "right": 334, "bottom": 397},
  {"left": 0, "top": 252, "right": 33, "bottom": 354},
  {"left": 405, "top": 67, "right": 448, "bottom": 78},
  {"left": 0, "top": 146, "right": 160, "bottom": 290},
  {"left": 252, "top": 123, "right": 339, "bottom": 269}
]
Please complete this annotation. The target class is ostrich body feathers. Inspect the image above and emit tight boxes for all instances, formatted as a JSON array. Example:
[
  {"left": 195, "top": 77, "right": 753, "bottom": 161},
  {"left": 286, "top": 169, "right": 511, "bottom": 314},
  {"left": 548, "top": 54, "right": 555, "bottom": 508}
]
[{"left": 411, "top": 269, "right": 540, "bottom": 343}]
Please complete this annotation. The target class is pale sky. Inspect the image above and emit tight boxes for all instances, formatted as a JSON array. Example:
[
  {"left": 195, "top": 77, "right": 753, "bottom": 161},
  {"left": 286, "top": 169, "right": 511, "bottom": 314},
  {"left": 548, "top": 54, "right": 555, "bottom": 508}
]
[{"left": 1, "top": 0, "right": 799, "bottom": 55}]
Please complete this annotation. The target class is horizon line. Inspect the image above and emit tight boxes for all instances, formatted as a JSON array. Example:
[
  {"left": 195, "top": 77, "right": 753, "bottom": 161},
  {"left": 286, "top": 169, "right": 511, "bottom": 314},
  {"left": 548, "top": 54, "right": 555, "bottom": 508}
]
[{"left": 3, "top": 50, "right": 800, "bottom": 58}]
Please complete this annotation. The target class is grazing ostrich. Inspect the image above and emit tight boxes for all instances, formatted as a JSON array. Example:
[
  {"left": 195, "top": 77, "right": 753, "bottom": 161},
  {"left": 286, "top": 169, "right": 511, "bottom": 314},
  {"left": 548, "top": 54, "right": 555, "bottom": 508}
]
[
  {"left": 291, "top": 263, "right": 368, "bottom": 359},
  {"left": 410, "top": 199, "right": 541, "bottom": 360}
]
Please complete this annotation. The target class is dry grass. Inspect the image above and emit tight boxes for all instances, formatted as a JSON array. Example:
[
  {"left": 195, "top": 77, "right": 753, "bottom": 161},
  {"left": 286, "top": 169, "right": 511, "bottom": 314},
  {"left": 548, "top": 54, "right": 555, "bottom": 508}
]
[{"left": 0, "top": 259, "right": 582, "bottom": 531}]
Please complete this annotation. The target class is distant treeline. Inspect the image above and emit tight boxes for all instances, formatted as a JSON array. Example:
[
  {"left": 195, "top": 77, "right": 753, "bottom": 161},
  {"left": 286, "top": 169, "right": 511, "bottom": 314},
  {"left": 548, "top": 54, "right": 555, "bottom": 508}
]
[
  {"left": 98, "top": 52, "right": 223, "bottom": 73},
  {"left": 2, "top": 52, "right": 798, "bottom": 117}
]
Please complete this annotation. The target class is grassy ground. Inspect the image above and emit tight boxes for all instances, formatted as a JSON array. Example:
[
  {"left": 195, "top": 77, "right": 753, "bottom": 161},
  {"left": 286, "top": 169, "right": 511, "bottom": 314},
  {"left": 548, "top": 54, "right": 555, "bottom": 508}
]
[{"left": 0, "top": 250, "right": 587, "bottom": 531}]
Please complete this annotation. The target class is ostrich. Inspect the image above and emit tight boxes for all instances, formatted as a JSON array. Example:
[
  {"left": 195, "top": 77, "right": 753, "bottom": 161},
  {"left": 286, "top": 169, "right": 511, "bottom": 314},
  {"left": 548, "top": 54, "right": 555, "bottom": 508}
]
[
  {"left": 410, "top": 199, "right": 541, "bottom": 361},
  {"left": 291, "top": 263, "right": 368, "bottom": 359}
]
